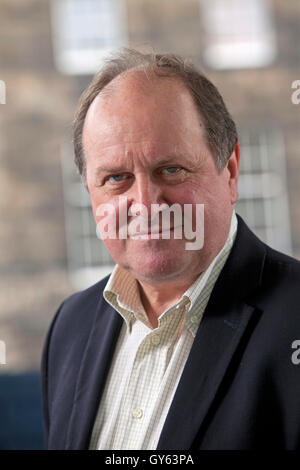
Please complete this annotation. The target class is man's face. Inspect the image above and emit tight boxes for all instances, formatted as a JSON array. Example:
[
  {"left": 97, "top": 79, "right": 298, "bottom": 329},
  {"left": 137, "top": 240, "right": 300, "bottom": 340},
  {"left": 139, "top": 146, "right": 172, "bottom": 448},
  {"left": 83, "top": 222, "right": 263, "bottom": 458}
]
[{"left": 82, "top": 72, "right": 239, "bottom": 285}]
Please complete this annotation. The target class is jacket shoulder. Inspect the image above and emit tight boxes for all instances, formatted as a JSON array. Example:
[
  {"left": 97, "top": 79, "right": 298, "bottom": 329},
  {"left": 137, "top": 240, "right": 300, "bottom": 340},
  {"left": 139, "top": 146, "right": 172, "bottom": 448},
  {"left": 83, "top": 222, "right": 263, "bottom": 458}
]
[
  {"left": 252, "top": 240, "right": 300, "bottom": 329},
  {"left": 265, "top": 243, "right": 300, "bottom": 268},
  {"left": 263, "top": 244, "right": 300, "bottom": 288},
  {"left": 53, "top": 274, "right": 111, "bottom": 328}
]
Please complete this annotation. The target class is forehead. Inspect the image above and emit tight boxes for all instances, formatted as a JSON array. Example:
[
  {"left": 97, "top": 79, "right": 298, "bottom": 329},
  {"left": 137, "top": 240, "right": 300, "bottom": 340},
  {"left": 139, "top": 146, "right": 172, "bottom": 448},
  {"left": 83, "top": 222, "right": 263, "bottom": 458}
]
[
  {"left": 85, "top": 71, "right": 203, "bottom": 129},
  {"left": 82, "top": 71, "right": 208, "bottom": 165},
  {"left": 95, "top": 68, "right": 192, "bottom": 103}
]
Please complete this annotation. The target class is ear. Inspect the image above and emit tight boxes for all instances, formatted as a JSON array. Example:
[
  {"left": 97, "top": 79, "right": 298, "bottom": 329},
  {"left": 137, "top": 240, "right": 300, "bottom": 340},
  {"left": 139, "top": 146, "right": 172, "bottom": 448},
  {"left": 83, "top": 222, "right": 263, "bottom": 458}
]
[{"left": 226, "top": 142, "right": 240, "bottom": 204}]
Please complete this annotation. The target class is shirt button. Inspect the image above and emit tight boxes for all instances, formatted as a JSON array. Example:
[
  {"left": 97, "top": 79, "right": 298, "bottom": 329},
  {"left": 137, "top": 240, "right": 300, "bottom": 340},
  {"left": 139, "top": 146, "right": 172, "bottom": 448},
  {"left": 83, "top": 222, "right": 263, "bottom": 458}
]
[
  {"left": 190, "top": 315, "right": 198, "bottom": 323},
  {"left": 132, "top": 407, "right": 143, "bottom": 419},
  {"left": 151, "top": 334, "right": 161, "bottom": 346}
]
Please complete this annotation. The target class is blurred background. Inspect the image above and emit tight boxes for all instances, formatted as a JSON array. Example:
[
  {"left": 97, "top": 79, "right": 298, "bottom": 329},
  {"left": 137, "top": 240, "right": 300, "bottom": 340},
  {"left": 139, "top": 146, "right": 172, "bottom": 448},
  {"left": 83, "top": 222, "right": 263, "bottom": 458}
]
[{"left": 0, "top": 0, "right": 299, "bottom": 449}]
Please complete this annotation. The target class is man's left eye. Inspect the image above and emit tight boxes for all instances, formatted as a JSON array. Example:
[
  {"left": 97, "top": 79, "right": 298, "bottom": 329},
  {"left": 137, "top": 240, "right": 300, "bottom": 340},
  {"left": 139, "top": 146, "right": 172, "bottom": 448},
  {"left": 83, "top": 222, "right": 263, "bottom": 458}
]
[{"left": 162, "top": 167, "right": 181, "bottom": 175}]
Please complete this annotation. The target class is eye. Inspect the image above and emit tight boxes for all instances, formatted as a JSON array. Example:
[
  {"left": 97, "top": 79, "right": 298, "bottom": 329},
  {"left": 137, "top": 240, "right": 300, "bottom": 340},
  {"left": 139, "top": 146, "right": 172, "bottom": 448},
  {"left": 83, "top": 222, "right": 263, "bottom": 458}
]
[
  {"left": 107, "top": 174, "right": 128, "bottom": 183},
  {"left": 161, "top": 166, "right": 182, "bottom": 175}
]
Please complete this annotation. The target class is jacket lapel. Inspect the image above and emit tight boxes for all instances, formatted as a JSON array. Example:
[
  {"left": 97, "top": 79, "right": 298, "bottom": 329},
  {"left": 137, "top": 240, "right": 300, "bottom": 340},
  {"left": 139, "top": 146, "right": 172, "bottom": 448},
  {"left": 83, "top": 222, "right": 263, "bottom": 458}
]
[
  {"left": 65, "top": 297, "right": 123, "bottom": 450},
  {"left": 157, "top": 216, "right": 267, "bottom": 449}
]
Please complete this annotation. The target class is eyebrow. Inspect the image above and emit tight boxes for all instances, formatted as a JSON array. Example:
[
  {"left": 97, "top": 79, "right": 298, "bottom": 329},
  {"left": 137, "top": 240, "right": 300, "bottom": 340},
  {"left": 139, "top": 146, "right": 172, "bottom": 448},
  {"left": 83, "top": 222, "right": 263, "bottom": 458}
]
[
  {"left": 94, "top": 156, "right": 186, "bottom": 176},
  {"left": 95, "top": 165, "right": 128, "bottom": 175}
]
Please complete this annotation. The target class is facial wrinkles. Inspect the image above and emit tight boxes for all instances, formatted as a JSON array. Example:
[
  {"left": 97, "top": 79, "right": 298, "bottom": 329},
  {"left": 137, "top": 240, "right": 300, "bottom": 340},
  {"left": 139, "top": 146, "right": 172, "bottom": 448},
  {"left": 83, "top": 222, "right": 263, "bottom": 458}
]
[
  {"left": 96, "top": 145, "right": 207, "bottom": 194},
  {"left": 85, "top": 75, "right": 204, "bottom": 149},
  {"left": 86, "top": 118, "right": 208, "bottom": 175},
  {"left": 84, "top": 77, "right": 215, "bottom": 198}
]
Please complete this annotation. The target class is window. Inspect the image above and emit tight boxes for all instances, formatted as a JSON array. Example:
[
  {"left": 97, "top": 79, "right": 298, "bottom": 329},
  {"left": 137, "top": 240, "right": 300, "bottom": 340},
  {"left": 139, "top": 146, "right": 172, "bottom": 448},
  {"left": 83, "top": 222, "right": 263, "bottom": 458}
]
[
  {"left": 236, "top": 125, "right": 292, "bottom": 255},
  {"left": 60, "top": 143, "right": 115, "bottom": 289},
  {"left": 199, "top": 0, "right": 276, "bottom": 69},
  {"left": 50, "top": 0, "right": 128, "bottom": 75}
]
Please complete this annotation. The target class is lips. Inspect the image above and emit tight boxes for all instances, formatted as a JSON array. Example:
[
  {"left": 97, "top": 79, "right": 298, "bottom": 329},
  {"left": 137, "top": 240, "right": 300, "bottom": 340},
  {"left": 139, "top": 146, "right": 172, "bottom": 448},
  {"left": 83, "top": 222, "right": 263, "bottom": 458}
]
[{"left": 128, "top": 226, "right": 181, "bottom": 238}]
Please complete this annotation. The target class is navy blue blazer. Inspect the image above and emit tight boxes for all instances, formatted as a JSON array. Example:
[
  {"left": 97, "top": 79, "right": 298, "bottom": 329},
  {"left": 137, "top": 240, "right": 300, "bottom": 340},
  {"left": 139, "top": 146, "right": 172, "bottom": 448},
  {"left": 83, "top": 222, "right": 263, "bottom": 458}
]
[{"left": 40, "top": 215, "right": 300, "bottom": 449}]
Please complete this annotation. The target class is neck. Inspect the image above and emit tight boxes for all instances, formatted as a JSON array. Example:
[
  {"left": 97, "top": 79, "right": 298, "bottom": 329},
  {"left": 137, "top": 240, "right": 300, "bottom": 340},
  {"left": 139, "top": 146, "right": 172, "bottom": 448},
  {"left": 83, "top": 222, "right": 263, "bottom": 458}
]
[{"left": 137, "top": 273, "right": 201, "bottom": 328}]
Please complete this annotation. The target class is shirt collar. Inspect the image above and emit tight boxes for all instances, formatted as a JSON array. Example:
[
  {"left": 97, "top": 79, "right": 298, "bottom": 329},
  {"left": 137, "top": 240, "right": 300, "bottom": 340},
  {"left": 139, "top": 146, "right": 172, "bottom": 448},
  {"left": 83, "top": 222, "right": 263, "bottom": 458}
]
[
  {"left": 103, "top": 210, "right": 238, "bottom": 334},
  {"left": 183, "top": 210, "right": 237, "bottom": 335},
  {"left": 184, "top": 209, "right": 237, "bottom": 309}
]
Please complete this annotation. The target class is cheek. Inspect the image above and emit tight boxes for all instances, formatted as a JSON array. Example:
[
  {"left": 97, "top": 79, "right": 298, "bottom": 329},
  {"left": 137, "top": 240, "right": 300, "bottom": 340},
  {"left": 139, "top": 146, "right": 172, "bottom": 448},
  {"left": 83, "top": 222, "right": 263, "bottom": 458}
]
[
  {"left": 90, "top": 193, "right": 101, "bottom": 221},
  {"left": 167, "top": 184, "right": 199, "bottom": 205},
  {"left": 90, "top": 192, "right": 114, "bottom": 223},
  {"left": 170, "top": 185, "right": 213, "bottom": 208},
  {"left": 103, "top": 238, "right": 122, "bottom": 254},
  {"left": 180, "top": 180, "right": 232, "bottom": 234}
]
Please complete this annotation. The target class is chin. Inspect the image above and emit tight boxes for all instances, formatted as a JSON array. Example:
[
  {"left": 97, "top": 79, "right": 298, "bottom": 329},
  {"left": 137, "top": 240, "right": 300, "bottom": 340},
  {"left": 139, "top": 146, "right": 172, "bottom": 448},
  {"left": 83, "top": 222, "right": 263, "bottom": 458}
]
[
  {"left": 126, "top": 251, "right": 189, "bottom": 283},
  {"left": 106, "top": 239, "right": 200, "bottom": 281}
]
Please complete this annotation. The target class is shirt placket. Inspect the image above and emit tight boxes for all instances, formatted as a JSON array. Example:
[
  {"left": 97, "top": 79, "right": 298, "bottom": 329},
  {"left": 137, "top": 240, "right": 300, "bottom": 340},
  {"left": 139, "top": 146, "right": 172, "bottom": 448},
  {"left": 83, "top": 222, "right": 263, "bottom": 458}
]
[{"left": 112, "top": 302, "right": 189, "bottom": 449}]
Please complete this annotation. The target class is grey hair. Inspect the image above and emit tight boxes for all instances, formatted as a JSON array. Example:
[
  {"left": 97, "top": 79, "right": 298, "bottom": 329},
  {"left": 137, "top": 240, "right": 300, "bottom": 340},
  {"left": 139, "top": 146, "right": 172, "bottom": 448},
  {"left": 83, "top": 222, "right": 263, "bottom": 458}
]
[{"left": 73, "top": 47, "right": 238, "bottom": 188}]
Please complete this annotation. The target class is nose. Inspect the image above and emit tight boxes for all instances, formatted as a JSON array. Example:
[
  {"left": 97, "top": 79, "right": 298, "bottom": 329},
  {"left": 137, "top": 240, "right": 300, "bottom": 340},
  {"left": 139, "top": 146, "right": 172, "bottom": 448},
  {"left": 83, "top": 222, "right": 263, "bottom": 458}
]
[{"left": 128, "top": 173, "right": 166, "bottom": 214}]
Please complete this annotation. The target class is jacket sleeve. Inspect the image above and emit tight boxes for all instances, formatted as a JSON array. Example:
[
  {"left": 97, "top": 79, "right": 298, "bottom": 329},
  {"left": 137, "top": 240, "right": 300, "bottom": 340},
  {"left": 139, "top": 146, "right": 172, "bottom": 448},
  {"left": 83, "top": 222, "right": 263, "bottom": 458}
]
[{"left": 40, "top": 301, "right": 65, "bottom": 450}]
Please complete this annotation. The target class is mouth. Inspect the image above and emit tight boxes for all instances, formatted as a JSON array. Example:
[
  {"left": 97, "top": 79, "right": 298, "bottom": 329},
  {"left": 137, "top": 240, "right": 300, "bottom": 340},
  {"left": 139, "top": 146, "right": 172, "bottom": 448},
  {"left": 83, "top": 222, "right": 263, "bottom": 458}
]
[{"left": 128, "top": 226, "right": 181, "bottom": 239}]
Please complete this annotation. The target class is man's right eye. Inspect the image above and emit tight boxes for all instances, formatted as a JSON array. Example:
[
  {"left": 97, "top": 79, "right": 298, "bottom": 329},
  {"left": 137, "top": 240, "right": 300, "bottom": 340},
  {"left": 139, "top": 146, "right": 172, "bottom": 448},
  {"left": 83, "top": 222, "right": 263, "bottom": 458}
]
[{"left": 107, "top": 174, "right": 128, "bottom": 183}]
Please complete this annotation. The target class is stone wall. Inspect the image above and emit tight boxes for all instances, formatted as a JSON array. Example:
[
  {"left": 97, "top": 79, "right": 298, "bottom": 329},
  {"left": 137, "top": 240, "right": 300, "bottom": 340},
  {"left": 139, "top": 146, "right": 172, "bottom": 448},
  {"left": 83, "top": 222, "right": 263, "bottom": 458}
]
[{"left": 0, "top": 0, "right": 299, "bottom": 371}]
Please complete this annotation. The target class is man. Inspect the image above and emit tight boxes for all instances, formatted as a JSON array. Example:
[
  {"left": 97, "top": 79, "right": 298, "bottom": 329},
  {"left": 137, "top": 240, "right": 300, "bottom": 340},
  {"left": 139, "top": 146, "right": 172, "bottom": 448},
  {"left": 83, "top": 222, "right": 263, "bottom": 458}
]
[{"left": 41, "top": 48, "right": 300, "bottom": 450}]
